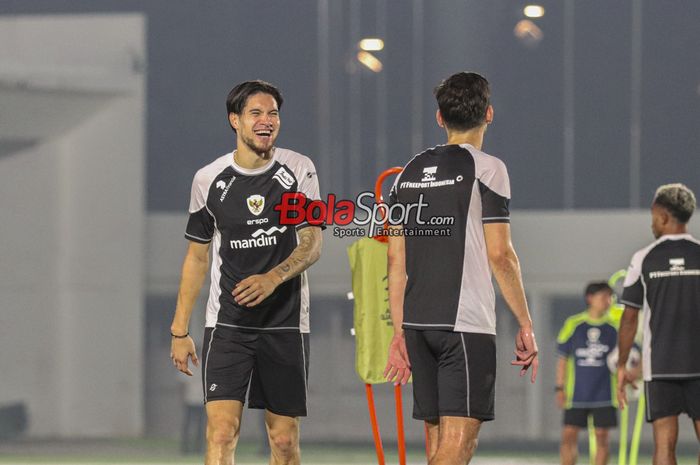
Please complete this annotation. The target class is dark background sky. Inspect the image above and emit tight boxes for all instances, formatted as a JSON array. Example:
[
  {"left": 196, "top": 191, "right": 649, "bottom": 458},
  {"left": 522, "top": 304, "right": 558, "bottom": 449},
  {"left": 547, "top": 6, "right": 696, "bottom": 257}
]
[{"left": 3, "top": 0, "right": 699, "bottom": 211}]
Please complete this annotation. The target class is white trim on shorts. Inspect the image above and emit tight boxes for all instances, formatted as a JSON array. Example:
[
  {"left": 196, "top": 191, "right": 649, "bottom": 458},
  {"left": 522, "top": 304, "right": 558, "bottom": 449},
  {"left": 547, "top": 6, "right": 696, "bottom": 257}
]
[
  {"left": 300, "top": 333, "right": 308, "bottom": 404},
  {"left": 645, "top": 382, "right": 651, "bottom": 421},
  {"left": 204, "top": 327, "right": 216, "bottom": 403},
  {"left": 460, "top": 333, "right": 471, "bottom": 417}
]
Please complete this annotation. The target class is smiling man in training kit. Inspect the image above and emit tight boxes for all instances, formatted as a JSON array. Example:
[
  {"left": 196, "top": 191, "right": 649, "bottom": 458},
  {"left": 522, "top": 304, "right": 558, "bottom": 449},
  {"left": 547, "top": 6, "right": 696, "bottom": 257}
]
[{"left": 169, "top": 80, "right": 323, "bottom": 465}]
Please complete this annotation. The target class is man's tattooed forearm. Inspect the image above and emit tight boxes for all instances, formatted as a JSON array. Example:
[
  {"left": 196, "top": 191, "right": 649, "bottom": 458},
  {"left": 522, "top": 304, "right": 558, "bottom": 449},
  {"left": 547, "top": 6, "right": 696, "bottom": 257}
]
[{"left": 272, "top": 228, "right": 321, "bottom": 282}]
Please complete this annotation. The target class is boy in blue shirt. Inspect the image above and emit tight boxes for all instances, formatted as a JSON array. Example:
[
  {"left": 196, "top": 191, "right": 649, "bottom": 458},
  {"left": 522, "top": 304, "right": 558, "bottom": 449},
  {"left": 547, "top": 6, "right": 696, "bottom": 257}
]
[{"left": 556, "top": 282, "right": 618, "bottom": 465}]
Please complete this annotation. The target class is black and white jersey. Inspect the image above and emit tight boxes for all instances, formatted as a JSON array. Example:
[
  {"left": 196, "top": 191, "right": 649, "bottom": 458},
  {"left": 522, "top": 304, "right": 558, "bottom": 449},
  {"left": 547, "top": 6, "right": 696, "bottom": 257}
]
[
  {"left": 389, "top": 144, "right": 511, "bottom": 334},
  {"left": 185, "top": 148, "right": 321, "bottom": 333},
  {"left": 621, "top": 234, "right": 700, "bottom": 381}
]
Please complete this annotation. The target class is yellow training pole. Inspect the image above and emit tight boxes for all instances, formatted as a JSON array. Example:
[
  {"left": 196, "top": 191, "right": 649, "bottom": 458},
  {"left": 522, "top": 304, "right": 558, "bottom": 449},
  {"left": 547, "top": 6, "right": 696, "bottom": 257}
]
[
  {"left": 629, "top": 393, "right": 645, "bottom": 465},
  {"left": 618, "top": 401, "right": 629, "bottom": 465},
  {"left": 588, "top": 415, "right": 596, "bottom": 465}
]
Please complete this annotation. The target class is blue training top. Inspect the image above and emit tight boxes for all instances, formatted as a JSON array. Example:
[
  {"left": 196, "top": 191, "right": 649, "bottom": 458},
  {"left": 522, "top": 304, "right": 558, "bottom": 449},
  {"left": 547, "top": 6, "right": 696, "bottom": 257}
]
[{"left": 557, "top": 311, "right": 618, "bottom": 408}]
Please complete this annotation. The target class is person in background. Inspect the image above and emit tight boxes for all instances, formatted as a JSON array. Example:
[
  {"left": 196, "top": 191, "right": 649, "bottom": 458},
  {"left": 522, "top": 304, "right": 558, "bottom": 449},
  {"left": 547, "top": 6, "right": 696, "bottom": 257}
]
[
  {"left": 556, "top": 282, "right": 620, "bottom": 465},
  {"left": 618, "top": 183, "right": 700, "bottom": 465}
]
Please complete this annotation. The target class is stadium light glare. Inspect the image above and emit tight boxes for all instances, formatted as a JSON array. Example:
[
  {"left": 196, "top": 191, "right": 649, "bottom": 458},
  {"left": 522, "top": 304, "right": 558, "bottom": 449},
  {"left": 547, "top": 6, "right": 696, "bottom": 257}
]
[
  {"left": 357, "top": 51, "right": 383, "bottom": 73},
  {"left": 523, "top": 5, "right": 545, "bottom": 18},
  {"left": 514, "top": 19, "right": 544, "bottom": 46},
  {"left": 358, "top": 38, "right": 384, "bottom": 51}
]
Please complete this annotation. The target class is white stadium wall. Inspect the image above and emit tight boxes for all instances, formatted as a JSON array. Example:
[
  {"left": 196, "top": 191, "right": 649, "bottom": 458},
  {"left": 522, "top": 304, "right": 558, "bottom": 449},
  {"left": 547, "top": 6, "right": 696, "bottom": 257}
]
[{"left": 0, "top": 14, "right": 146, "bottom": 437}]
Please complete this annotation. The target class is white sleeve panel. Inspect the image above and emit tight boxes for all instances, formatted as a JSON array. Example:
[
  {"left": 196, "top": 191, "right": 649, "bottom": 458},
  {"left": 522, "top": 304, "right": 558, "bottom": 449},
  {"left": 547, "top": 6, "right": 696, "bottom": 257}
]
[
  {"left": 188, "top": 169, "right": 210, "bottom": 213},
  {"left": 473, "top": 150, "right": 511, "bottom": 199},
  {"left": 188, "top": 153, "right": 231, "bottom": 213},
  {"left": 275, "top": 148, "right": 321, "bottom": 200},
  {"left": 620, "top": 242, "right": 657, "bottom": 309},
  {"left": 623, "top": 250, "right": 644, "bottom": 288},
  {"left": 297, "top": 159, "right": 321, "bottom": 201}
]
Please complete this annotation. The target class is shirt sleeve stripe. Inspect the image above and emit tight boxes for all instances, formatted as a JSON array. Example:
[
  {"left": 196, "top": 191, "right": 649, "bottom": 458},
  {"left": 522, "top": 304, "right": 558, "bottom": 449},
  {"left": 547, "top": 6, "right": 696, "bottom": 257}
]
[
  {"left": 618, "top": 299, "right": 642, "bottom": 309},
  {"left": 185, "top": 232, "right": 212, "bottom": 243},
  {"left": 483, "top": 217, "right": 511, "bottom": 224}
]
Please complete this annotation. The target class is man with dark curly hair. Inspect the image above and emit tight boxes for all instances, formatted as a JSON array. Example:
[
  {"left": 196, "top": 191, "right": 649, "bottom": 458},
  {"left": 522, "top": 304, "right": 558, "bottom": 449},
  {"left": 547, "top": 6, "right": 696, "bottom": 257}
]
[
  {"left": 384, "top": 72, "right": 539, "bottom": 465},
  {"left": 170, "top": 80, "right": 323, "bottom": 465}
]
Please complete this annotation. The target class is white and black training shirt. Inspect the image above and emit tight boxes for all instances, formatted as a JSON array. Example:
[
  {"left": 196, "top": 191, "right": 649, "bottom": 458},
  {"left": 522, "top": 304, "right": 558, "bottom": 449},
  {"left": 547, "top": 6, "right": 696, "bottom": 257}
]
[
  {"left": 621, "top": 233, "right": 700, "bottom": 381},
  {"left": 389, "top": 143, "right": 511, "bottom": 334},
  {"left": 185, "top": 148, "right": 321, "bottom": 332}
]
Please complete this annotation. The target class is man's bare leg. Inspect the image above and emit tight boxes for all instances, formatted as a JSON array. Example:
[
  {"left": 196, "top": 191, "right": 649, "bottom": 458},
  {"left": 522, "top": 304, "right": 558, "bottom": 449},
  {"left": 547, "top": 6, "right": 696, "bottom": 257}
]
[
  {"left": 429, "top": 416, "right": 481, "bottom": 465},
  {"left": 652, "top": 416, "right": 679, "bottom": 465},
  {"left": 205, "top": 400, "right": 243, "bottom": 465},
  {"left": 692, "top": 419, "right": 700, "bottom": 465},
  {"left": 265, "top": 410, "right": 301, "bottom": 465},
  {"left": 594, "top": 428, "right": 610, "bottom": 465},
  {"left": 425, "top": 420, "right": 440, "bottom": 462},
  {"left": 560, "top": 426, "right": 579, "bottom": 465}
]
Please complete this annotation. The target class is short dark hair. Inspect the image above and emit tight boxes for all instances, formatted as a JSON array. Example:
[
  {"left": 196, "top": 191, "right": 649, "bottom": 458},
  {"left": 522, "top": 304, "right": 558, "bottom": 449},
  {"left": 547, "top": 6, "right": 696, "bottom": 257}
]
[
  {"left": 584, "top": 281, "right": 613, "bottom": 298},
  {"left": 433, "top": 72, "right": 490, "bottom": 131},
  {"left": 226, "top": 80, "right": 284, "bottom": 132},
  {"left": 653, "top": 183, "right": 696, "bottom": 224}
]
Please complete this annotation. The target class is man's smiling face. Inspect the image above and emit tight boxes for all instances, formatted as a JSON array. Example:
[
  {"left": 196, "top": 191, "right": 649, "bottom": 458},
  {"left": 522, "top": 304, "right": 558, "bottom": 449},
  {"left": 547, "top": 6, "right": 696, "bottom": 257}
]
[{"left": 231, "top": 92, "right": 280, "bottom": 154}]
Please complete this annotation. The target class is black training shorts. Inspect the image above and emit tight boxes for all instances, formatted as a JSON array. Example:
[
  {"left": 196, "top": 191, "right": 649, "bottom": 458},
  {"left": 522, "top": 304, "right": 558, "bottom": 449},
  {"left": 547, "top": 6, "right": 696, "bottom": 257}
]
[
  {"left": 563, "top": 406, "right": 617, "bottom": 428},
  {"left": 405, "top": 329, "right": 496, "bottom": 422},
  {"left": 201, "top": 325, "right": 309, "bottom": 417},
  {"left": 645, "top": 378, "right": 700, "bottom": 422}
]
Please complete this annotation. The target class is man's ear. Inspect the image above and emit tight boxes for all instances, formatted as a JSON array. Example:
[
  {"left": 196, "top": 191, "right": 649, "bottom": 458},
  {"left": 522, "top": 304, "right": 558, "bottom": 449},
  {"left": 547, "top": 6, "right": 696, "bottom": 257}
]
[
  {"left": 485, "top": 105, "right": 494, "bottom": 124},
  {"left": 229, "top": 113, "right": 239, "bottom": 131},
  {"left": 659, "top": 208, "right": 672, "bottom": 226},
  {"left": 436, "top": 109, "right": 444, "bottom": 128}
]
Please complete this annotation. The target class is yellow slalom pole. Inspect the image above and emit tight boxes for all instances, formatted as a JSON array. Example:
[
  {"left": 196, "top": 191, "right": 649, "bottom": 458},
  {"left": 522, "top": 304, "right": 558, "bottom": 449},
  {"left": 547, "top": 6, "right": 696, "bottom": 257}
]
[
  {"left": 587, "top": 415, "right": 596, "bottom": 465},
  {"left": 618, "top": 401, "right": 629, "bottom": 465},
  {"left": 629, "top": 393, "right": 645, "bottom": 465}
]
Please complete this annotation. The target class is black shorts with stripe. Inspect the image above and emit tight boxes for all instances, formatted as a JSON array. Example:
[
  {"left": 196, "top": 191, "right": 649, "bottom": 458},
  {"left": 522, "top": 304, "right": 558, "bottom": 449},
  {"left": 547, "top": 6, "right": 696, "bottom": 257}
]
[
  {"left": 405, "top": 329, "right": 496, "bottom": 422},
  {"left": 201, "top": 325, "right": 309, "bottom": 417},
  {"left": 645, "top": 378, "right": 700, "bottom": 422}
]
